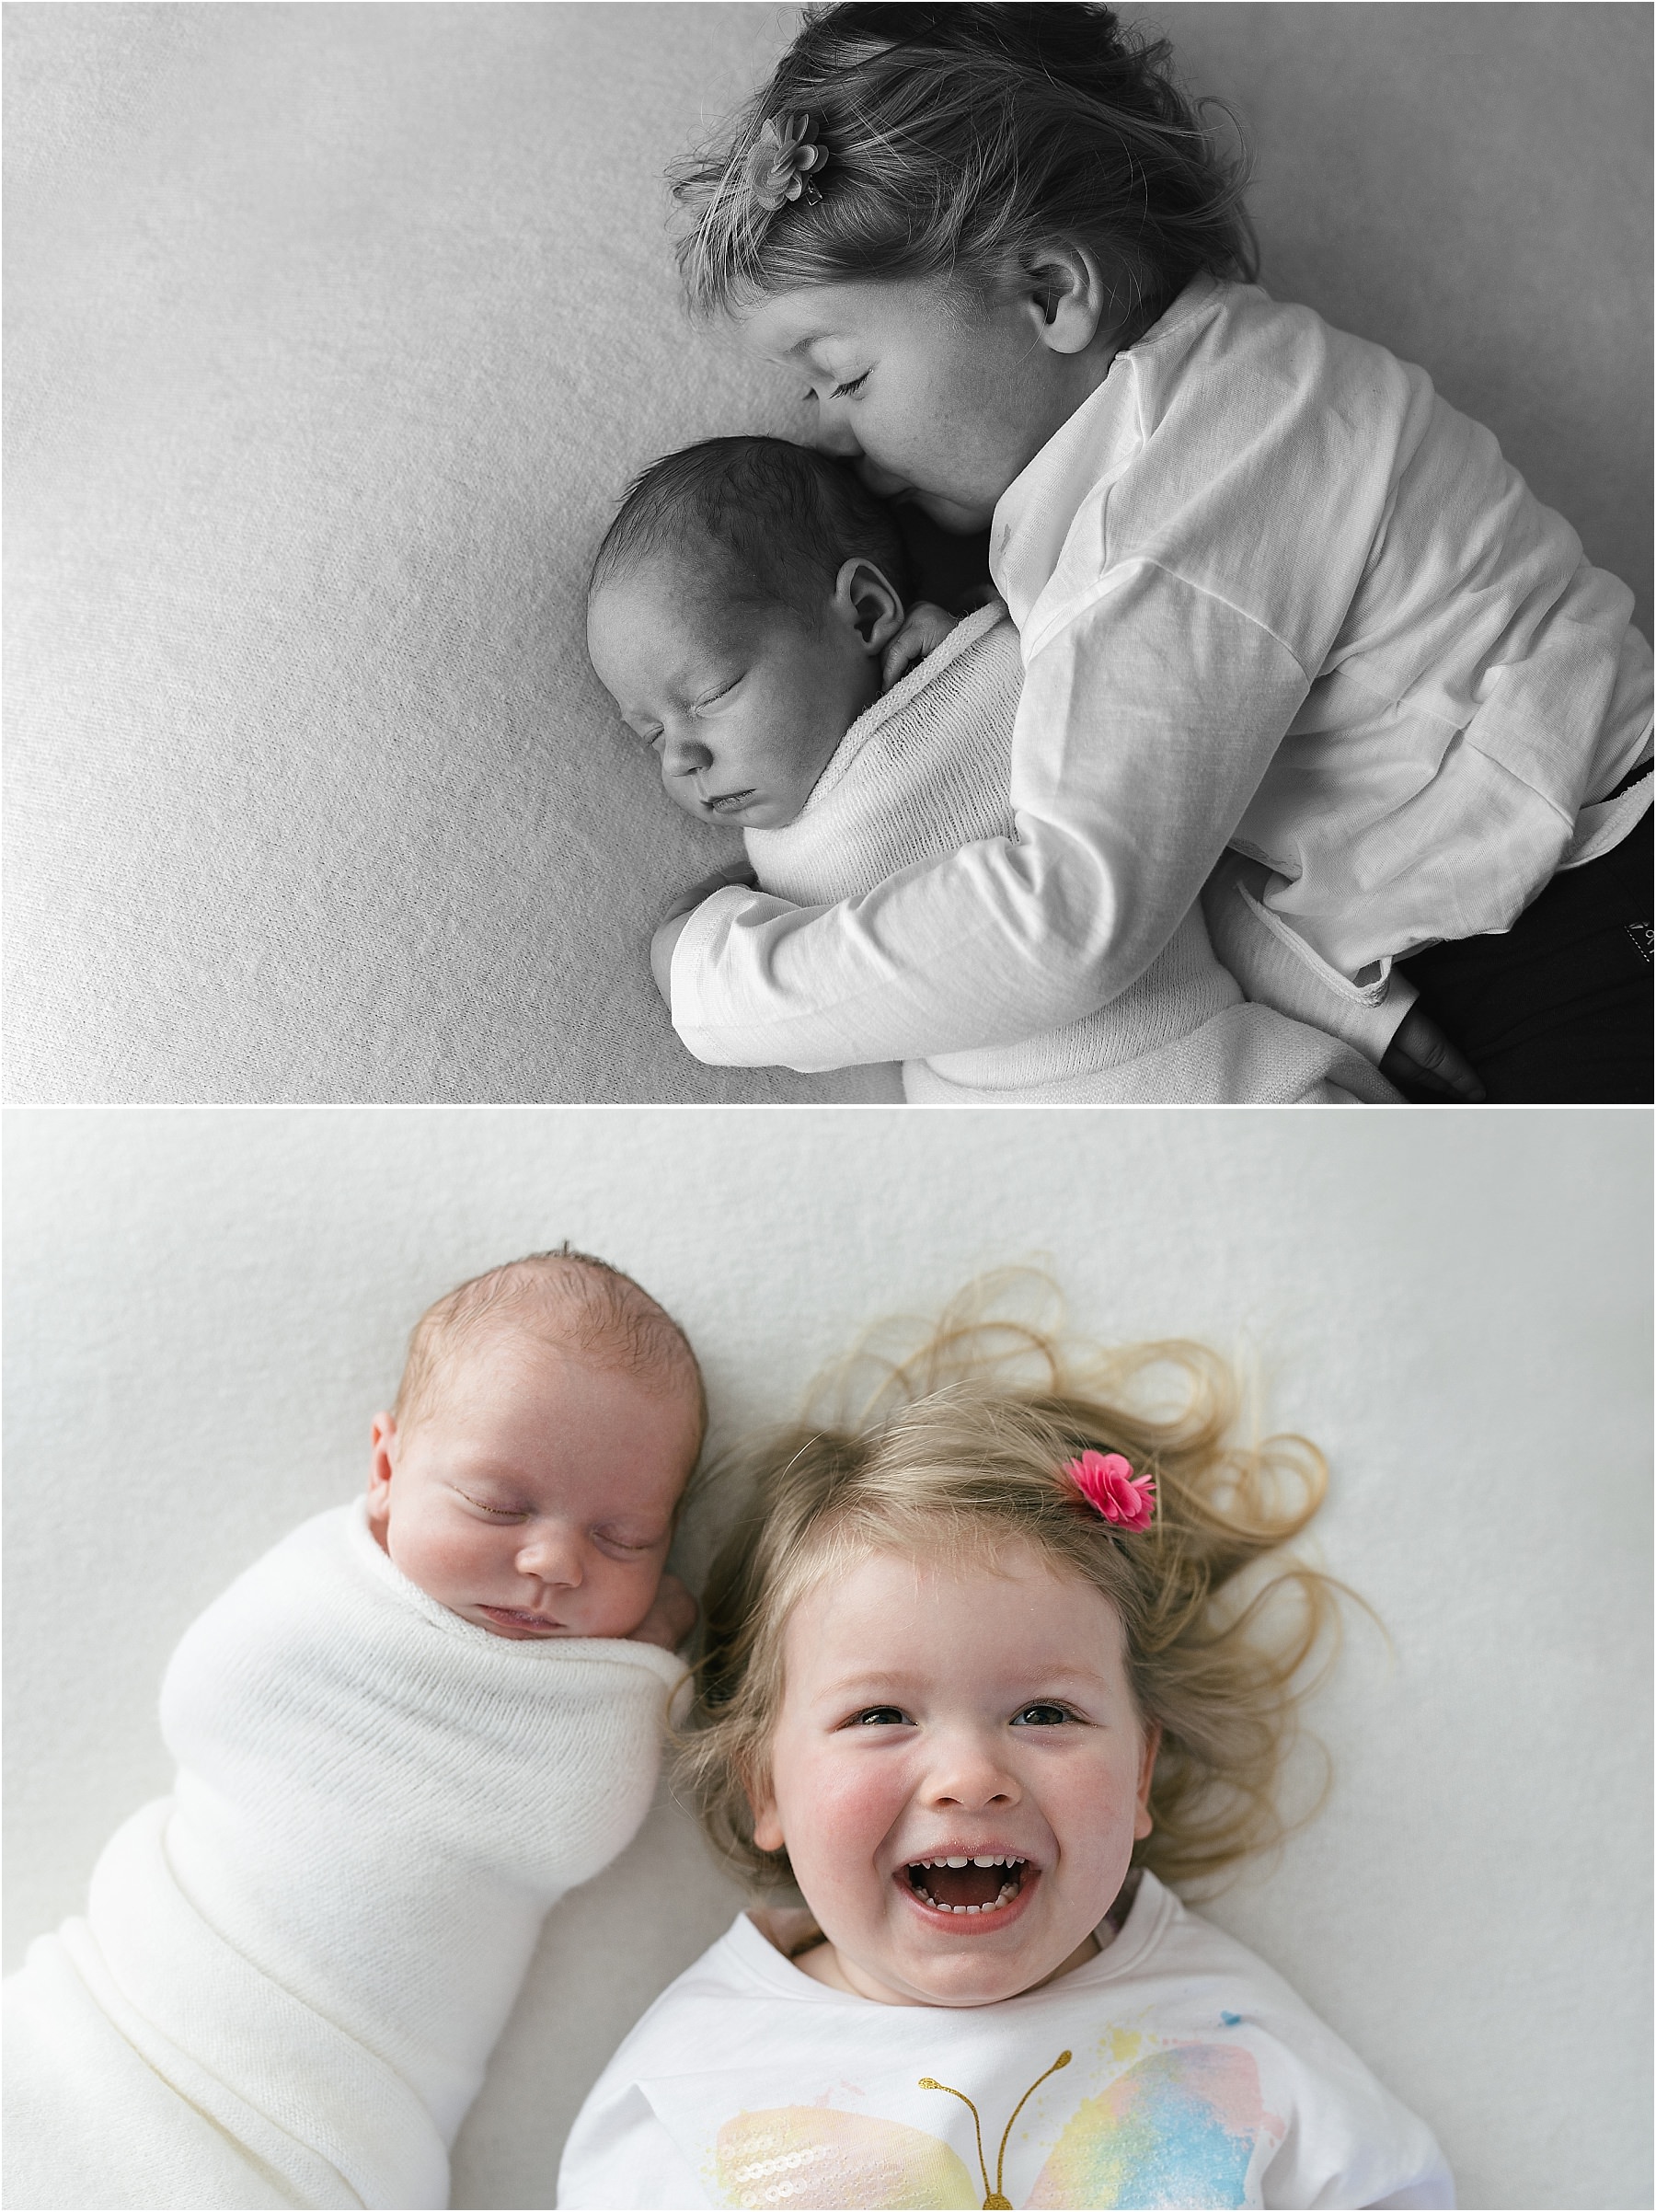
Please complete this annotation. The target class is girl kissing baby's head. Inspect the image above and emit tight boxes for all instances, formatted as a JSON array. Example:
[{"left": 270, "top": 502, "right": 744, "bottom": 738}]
[{"left": 682, "top": 1289, "right": 1340, "bottom": 2009}]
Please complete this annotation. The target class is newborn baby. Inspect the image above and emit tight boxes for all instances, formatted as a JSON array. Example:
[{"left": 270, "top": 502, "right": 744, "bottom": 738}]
[
  {"left": 587, "top": 437, "right": 1396, "bottom": 1103},
  {"left": 5, "top": 1248, "right": 702, "bottom": 2212}
]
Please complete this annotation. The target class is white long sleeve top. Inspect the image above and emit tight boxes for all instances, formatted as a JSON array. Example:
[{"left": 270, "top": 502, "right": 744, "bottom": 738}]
[
  {"left": 672, "top": 275, "right": 1652, "bottom": 1070},
  {"left": 558, "top": 1873, "right": 1453, "bottom": 2211},
  {"left": 745, "top": 603, "right": 1393, "bottom": 1101}
]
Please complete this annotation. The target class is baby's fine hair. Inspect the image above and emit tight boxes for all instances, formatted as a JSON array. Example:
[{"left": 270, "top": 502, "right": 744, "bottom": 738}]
[
  {"left": 590, "top": 435, "right": 911, "bottom": 622},
  {"left": 673, "top": 4, "right": 1256, "bottom": 323},
  {"left": 394, "top": 1245, "right": 707, "bottom": 1449},
  {"left": 681, "top": 1280, "right": 1347, "bottom": 1895}
]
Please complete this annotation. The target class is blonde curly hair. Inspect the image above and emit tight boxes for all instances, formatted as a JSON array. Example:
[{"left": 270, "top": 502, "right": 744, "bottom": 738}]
[{"left": 679, "top": 1278, "right": 1352, "bottom": 1897}]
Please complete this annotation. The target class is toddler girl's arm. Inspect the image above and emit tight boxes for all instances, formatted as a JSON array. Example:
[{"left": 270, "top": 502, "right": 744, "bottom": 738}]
[
  {"left": 1201, "top": 853, "right": 1485, "bottom": 1100},
  {"left": 669, "top": 567, "right": 1307, "bottom": 1069}
]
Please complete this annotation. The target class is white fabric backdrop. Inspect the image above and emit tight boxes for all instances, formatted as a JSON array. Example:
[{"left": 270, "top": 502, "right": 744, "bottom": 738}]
[
  {"left": 4, "top": 1105, "right": 1650, "bottom": 2209},
  {"left": 5, "top": 2, "right": 1650, "bottom": 1102}
]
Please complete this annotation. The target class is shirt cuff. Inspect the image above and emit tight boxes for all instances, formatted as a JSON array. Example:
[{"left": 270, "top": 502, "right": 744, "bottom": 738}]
[
  {"left": 670, "top": 884, "right": 770, "bottom": 1023},
  {"left": 1203, "top": 858, "right": 1418, "bottom": 1062}
]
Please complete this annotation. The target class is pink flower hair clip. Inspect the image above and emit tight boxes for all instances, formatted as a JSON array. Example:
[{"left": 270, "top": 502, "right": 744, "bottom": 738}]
[
  {"left": 746, "top": 112, "right": 830, "bottom": 213},
  {"left": 1062, "top": 1449, "right": 1156, "bottom": 1532}
]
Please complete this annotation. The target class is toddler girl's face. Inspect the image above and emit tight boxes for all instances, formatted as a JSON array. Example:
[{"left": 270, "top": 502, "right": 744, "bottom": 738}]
[
  {"left": 741, "top": 274, "right": 1098, "bottom": 536},
  {"left": 751, "top": 1541, "right": 1156, "bottom": 2008},
  {"left": 367, "top": 1331, "right": 697, "bottom": 1640},
  {"left": 587, "top": 556, "right": 880, "bottom": 830}
]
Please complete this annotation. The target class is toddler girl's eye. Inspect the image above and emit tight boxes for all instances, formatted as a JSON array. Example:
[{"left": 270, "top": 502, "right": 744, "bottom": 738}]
[
  {"left": 1012, "top": 1702, "right": 1075, "bottom": 1727},
  {"left": 852, "top": 1706, "right": 909, "bottom": 1727}
]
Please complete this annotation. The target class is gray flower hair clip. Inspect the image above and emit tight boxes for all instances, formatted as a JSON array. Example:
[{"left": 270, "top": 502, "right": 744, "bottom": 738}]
[{"left": 746, "top": 112, "right": 830, "bottom": 213}]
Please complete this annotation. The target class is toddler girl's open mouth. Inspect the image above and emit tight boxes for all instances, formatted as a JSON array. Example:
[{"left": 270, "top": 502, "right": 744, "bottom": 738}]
[{"left": 901, "top": 1855, "right": 1031, "bottom": 1923}]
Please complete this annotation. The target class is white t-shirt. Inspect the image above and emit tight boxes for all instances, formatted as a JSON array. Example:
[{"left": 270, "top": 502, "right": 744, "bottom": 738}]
[
  {"left": 672, "top": 275, "right": 1651, "bottom": 1070},
  {"left": 558, "top": 1872, "right": 1453, "bottom": 2211}
]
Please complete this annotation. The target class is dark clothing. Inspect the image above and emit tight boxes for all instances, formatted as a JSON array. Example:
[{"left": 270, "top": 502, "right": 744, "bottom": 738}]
[{"left": 1397, "top": 791, "right": 1652, "bottom": 1102}]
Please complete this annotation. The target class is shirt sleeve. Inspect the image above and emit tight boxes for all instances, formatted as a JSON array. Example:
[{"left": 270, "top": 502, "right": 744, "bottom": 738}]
[
  {"left": 557, "top": 2080, "right": 709, "bottom": 2209},
  {"left": 670, "top": 563, "right": 1312, "bottom": 1071},
  {"left": 1201, "top": 851, "right": 1418, "bottom": 1063}
]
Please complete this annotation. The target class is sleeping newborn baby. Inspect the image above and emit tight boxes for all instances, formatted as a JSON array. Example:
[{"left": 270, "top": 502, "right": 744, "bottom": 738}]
[
  {"left": 4, "top": 1248, "right": 702, "bottom": 2212},
  {"left": 587, "top": 436, "right": 1397, "bottom": 1103}
]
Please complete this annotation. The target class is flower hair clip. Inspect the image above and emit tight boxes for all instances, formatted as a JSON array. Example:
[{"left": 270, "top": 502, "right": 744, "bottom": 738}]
[
  {"left": 1062, "top": 1449, "right": 1156, "bottom": 1532},
  {"left": 746, "top": 112, "right": 830, "bottom": 213}
]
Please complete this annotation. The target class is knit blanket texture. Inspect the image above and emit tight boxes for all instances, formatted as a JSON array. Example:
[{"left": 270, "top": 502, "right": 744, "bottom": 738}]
[{"left": 1, "top": 1501, "right": 684, "bottom": 2210}]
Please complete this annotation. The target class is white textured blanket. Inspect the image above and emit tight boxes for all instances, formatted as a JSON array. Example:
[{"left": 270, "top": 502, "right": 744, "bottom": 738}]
[
  {"left": 2, "top": 1501, "right": 684, "bottom": 2211},
  {"left": 745, "top": 608, "right": 1397, "bottom": 1103}
]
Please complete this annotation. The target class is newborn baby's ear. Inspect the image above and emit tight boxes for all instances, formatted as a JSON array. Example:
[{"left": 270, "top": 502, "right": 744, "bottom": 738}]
[
  {"left": 366, "top": 1413, "right": 397, "bottom": 1511},
  {"left": 832, "top": 558, "right": 906, "bottom": 657}
]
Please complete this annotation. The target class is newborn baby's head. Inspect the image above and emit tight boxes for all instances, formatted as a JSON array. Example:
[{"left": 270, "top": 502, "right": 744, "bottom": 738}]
[
  {"left": 368, "top": 1249, "right": 704, "bottom": 1640},
  {"left": 586, "top": 436, "right": 911, "bottom": 829}
]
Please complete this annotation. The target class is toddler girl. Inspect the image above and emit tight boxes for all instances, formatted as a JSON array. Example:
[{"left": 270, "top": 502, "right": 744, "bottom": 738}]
[
  {"left": 558, "top": 1297, "right": 1452, "bottom": 2209},
  {"left": 6, "top": 1249, "right": 701, "bottom": 2212},
  {"left": 589, "top": 435, "right": 1396, "bottom": 1101},
  {"left": 655, "top": 3, "right": 1651, "bottom": 1103}
]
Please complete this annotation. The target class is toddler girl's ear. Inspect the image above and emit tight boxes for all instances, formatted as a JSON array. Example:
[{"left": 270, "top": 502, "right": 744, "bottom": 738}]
[
  {"left": 1013, "top": 239, "right": 1120, "bottom": 357},
  {"left": 748, "top": 1778, "right": 786, "bottom": 1856},
  {"left": 832, "top": 559, "right": 907, "bottom": 657},
  {"left": 1133, "top": 1721, "right": 1162, "bottom": 1843}
]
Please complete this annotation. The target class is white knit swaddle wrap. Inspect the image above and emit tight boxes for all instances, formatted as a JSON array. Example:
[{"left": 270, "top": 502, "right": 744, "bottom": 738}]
[
  {"left": 747, "top": 605, "right": 1391, "bottom": 1103},
  {"left": 2, "top": 1501, "right": 684, "bottom": 2210}
]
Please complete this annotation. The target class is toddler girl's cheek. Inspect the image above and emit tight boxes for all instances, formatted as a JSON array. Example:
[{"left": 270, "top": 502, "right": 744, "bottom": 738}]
[{"left": 782, "top": 1755, "right": 910, "bottom": 1873}]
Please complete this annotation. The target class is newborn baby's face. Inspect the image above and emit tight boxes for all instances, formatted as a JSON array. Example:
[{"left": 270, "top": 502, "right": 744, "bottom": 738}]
[
  {"left": 587, "top": 553, "right": 880, "bottom": 829},
  {"left": 367, "top": 1330, "right": 697, "bottom": 1640}
]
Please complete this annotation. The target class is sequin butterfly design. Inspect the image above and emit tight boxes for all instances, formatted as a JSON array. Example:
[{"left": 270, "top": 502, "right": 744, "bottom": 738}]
[{"left": 713, "top": 2040, "right": 1268, "bottom": 2208}]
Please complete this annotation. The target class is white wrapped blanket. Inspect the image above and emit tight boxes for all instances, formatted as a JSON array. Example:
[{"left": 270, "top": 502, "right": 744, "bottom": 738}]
[{"left": 3, "top": 1500, "right": 684, "bottom": 2210}]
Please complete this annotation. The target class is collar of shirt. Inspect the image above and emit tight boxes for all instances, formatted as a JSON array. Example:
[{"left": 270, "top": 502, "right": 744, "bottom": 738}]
[{"left": 988, "top": 270, "right": 1224, "bottom": 635}]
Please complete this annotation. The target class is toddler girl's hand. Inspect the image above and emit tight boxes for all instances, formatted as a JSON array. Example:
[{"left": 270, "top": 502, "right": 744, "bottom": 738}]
[
  {"left": 1378, "top": 1004, "right": 1487, "bottom": 1102},
  {"left": 650, "top": 864, "right": 759, "bottom": 1006},
  {"left": 880, "top": 602, "right": 958, "bottom": 688},
  {"left": 627, "top": 1573, "right": 696, "bottom": 1651}
]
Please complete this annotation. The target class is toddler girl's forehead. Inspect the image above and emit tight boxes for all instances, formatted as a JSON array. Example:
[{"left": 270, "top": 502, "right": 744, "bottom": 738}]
[{"left": 778, "top": 1528, "right": 1130, "bottom": 1658}]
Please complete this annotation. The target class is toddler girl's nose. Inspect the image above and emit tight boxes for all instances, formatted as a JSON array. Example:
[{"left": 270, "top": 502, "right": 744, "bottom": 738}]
[
  {"left": 923, "top": 1729, "right": 1021, "bottom": 1812},
  {"left": 810, "top": 409, "right": 862, "bottom": 462}
]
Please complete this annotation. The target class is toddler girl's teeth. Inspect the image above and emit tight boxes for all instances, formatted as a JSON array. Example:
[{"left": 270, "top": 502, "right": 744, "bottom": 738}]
[
  {"left": 944, "top": 1856, "right": 969, "bottom": 1868},
  {"left": 973, "top": 1856, "right": 997, "bottom": 1867}
]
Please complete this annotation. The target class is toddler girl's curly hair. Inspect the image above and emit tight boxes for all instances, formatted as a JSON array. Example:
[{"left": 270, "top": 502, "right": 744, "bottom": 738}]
[
  {"left": 680, "top": 1280, "right": 1350, "bottom": 1897},
  {"left": 672, "top": 4, "right": 1256, "bottom": 324}
]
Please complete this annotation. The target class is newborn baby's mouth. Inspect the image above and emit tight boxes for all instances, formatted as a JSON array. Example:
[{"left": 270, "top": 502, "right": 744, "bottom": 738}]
[
  {"left": 904, "top": 1856, "right": 1027, "bottom": 1914},
  {"left": 478, "top": 1606, "right": 568, "bottom": 1635},
  {"left": 703, "top": 789, "right": 755, "bottom": 816}
]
